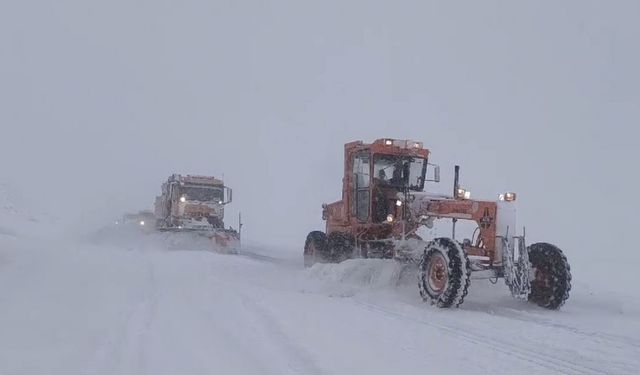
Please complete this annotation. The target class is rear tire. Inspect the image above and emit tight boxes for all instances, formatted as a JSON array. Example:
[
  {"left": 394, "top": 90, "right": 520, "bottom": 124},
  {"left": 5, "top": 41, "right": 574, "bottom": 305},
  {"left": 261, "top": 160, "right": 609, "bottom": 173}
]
[
  {"left": 304, "top": 231, "right": 328, "bottom": 268},
  {"left": 528, "top": 243, "right": 571, "bottom": 310},
  {"left": 327, "top": 232, "right": 355, "bottom": 262},
  {"left": 418, "top": 238, "right": 471, "bottom": 308}
]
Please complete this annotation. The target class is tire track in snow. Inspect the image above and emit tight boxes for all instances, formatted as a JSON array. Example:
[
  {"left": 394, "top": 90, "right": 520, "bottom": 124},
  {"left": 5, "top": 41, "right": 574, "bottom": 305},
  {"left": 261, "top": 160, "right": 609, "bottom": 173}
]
[
  {"left": 200, "top": 256, "right": 323, "bottom": 375},
  {"left": 483, "top": 307, "right": 640, "bottom": 351},
  {"left": 118, "top": 258, "right": 158, "bottom": 374},
  {"left": 238, "top": 294, "right": 325, "bottom": 375},
  {"left": 83, "top": 258, "right": 158, "bottom": 375},
  {"left": 354, "top": 300, "right": 618, "bottom": 375},
  {"left": 237, "top": 249, "right": 295, "bottom": 267}
]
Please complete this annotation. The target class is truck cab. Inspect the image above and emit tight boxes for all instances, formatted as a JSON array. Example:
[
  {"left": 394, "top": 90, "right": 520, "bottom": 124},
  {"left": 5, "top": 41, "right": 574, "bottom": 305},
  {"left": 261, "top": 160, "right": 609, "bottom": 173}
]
[{"left": 155, "top": 174, "right": 232, "bottom": 231}]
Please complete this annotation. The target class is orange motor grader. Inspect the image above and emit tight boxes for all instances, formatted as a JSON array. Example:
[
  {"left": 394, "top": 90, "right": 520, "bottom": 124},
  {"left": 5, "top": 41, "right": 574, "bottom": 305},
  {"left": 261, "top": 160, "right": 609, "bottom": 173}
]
[{"left": 304, "top": 139, "right": 571, "bottom": 309}]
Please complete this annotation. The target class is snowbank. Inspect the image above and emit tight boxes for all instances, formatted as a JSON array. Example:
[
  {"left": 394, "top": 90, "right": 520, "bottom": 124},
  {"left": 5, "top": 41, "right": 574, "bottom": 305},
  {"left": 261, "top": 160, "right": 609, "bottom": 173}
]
[{"left": 305, "top": 259, "right": 415, "bottom": 297}]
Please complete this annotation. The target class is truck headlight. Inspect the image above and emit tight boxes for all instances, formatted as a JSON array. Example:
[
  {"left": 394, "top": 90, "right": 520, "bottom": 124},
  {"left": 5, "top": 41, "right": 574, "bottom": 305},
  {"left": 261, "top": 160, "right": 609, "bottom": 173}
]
[
  {"left": 499, "top": 192, "right": 517, "bottom": 202},
  {"left": 396, "top": 199, "right": 403, "bottom": 207},
  {"left": 456, "top": 188, "right": 471, "bottom": 200},
  {"left": 139, "top": 221, "right": 145, "bottom": 226},
  {"left": 386, "top": 214, "right": 394, "bottom": 223},
  {"left": 180, "top": 196, "right": 187, "bottom": 203}
]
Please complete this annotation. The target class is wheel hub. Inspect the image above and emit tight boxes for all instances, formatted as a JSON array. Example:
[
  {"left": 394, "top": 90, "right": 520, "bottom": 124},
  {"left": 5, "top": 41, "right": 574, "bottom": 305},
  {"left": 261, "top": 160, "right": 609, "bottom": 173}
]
[{"left": 427, "top": 254, "right": 448, "bottom": 294}]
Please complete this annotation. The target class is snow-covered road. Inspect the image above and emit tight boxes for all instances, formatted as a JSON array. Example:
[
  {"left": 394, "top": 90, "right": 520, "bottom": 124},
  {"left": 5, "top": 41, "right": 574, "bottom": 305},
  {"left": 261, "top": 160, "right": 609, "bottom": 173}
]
[{"left": 1, "top": 233, "right": 639, "bottom": 375}]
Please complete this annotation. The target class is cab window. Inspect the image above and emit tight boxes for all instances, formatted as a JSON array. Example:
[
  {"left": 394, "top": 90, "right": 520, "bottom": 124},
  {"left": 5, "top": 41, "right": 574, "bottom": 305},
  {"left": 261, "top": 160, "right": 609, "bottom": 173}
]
[{"left": 351, "top": 151, "right": 370, "bottom": 222}]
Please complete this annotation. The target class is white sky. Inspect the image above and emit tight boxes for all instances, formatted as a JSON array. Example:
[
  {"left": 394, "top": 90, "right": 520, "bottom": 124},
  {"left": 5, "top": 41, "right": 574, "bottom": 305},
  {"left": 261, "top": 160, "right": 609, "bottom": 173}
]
[{"left": 1, "top": 1, "right": 638, "bottom": 261}]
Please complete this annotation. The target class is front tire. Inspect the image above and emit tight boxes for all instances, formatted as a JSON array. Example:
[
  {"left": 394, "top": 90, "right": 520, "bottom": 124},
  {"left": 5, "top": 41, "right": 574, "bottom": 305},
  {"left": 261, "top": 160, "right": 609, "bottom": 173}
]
[
  {"left": 418, "top": 238, "right": 471, "bottom": 308},
  {"left": 528, "top": 243, "right": 571, "bottom": 310},
  {"left": 304, "top": 231, "right": 328, "bottom": 268}
]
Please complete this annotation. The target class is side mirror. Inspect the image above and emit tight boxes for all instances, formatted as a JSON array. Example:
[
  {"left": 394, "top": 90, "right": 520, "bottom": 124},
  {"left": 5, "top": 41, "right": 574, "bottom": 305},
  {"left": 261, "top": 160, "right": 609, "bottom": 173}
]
[
  {"left": 427, "top": 163, "right": 440, "bottom": 183},
  {"left": 224, "top": 187, "right": 233, "bottom": 204}
]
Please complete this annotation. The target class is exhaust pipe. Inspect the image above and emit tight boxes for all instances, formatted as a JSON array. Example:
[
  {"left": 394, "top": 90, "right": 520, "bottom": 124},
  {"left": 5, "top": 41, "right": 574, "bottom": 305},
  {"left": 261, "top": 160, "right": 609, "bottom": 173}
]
[
  {"left": 453, "top": 165, "right": 460, "bottom": 196},
  {"left": 452, "top": 165, "right": 460, "bottom": 239}
]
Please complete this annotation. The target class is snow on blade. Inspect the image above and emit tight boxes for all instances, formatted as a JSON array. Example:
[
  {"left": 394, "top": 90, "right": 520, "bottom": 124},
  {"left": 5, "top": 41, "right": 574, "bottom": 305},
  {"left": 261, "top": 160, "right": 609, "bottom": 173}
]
[{"left": 304, "top": 259, "right": 417, "bottom": 297}]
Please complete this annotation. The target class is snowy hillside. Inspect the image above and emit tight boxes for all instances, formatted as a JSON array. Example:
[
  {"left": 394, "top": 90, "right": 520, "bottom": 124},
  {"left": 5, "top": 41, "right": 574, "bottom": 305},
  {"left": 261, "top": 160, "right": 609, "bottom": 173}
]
[
  {"left": 0, "top": 184, "right": 60, "bottom": 241},
  {"left": 0, "top": 185, "right": 24, "bottom": 238}
]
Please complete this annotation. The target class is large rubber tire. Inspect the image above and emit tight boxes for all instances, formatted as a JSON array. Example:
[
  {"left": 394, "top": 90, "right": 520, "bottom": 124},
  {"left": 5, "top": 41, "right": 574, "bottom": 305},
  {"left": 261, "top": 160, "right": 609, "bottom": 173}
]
[
  {"left": 528, "top": 243, "right": 571, "bottom": 310},
  {"left": 304, "top": 231, "right": 328, "bottom": 268},
  {"left": 418, "top": 238, "right": 471, "bottom": 308},
  {"left": 327, "top": 232, "right": 355, "bottom": 262}
]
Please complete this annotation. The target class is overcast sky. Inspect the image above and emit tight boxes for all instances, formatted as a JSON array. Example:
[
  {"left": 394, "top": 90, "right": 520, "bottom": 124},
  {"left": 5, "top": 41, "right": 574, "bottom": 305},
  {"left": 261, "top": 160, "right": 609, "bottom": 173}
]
[{"left": 1, "top": 1, "right": 638, "bottom": 264}]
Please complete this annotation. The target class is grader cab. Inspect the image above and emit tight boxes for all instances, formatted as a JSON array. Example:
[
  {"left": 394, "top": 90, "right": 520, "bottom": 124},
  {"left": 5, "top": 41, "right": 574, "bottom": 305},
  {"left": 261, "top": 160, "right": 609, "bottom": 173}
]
[{"left": 304, "top": 139, "right": 571, "bottom": 309}]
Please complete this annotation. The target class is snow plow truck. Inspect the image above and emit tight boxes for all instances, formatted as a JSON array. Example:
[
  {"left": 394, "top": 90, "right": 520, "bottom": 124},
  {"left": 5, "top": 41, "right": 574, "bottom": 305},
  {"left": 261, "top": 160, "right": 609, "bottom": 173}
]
[
  {"left": 117, "top": 210, "right": 156, "bottom": 234},
  {"left": 304, "top": 139, "right": 571, "bottom": 309},
  {"left": 155, "top": 174, "right": 241, "bottom": 252}
]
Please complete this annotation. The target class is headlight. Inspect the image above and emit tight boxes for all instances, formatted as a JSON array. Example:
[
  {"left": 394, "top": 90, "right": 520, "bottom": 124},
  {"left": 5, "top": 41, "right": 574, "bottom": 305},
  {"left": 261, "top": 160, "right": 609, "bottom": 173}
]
[
  {"left": 499, "top": 192, "right": 517, "bottom": 202},
  {"left": 139, "top": 221, "right": 145, "bottom": 226},
  {"left": 384, "top": 139, "right": 393, "bottom": 146},
  {"left": 455, "top": 188, "right": 471, "bottom": 200},
  {"left": 386, "top": 214, "right": 394, "bottom": 223},
  {"left": 180, "top": 196, "right": 187, "bottom": 203},
  {"left": 395, "top": 199, "right": 403, "bottom": 207}
]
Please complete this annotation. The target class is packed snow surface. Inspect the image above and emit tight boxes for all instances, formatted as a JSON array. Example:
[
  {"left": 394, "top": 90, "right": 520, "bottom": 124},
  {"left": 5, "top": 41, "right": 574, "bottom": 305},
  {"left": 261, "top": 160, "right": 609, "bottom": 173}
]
[{"left": 1, "top": 200, "right": 639, "bottom": 374}]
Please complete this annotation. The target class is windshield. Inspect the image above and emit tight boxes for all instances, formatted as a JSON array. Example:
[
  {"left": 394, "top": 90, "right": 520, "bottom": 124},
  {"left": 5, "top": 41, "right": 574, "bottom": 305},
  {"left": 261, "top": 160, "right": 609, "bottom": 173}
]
[
  {"left": 182, "top": 186, "right": 224, "bottom": 202},
  {"left": 373, "top": 154, "right": 427, "bottom": 191}
]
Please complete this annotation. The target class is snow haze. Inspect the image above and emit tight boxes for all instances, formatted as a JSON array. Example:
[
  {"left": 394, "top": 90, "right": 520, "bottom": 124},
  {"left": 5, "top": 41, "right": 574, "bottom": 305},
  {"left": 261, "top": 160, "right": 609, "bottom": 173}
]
[
  {"left": 2, "top": 1, "right": 639, "bottom": 252},
  {"left": 1, "top": 2, "right": 639, "bottom": 374}
]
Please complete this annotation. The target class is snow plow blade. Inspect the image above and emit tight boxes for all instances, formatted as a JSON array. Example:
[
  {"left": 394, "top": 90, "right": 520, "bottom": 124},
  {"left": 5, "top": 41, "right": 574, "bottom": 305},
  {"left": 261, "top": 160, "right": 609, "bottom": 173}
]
[
  {"left": 159, "top": 227, "right": 240, "bottom": 253},
  {"left": 211, "top": 229, "right": 241, "bottom": 253}
]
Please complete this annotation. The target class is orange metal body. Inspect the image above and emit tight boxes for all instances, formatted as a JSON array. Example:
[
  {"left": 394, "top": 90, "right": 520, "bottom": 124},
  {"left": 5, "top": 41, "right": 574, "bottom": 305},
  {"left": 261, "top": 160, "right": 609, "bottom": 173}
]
[{"left": 323, "top": 139, "right": 500, "bottom": 264}]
